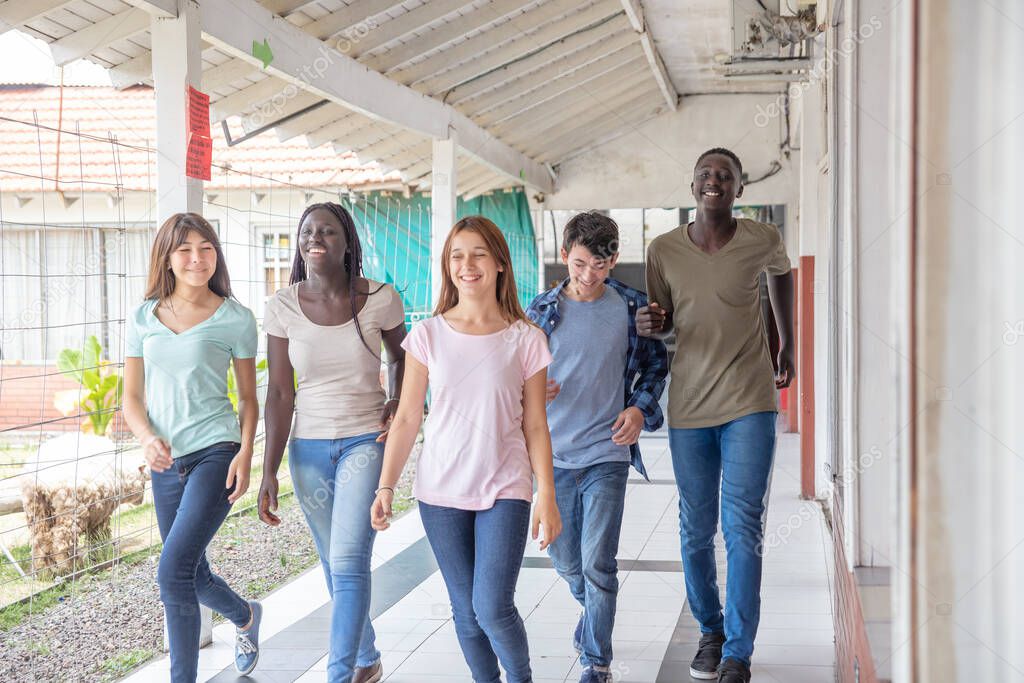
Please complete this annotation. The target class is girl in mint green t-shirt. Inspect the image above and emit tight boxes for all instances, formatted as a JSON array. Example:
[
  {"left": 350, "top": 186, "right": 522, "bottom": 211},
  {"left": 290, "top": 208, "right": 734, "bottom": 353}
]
[{"left": 122, "top": 213, "right": 263, "bottom": 682}]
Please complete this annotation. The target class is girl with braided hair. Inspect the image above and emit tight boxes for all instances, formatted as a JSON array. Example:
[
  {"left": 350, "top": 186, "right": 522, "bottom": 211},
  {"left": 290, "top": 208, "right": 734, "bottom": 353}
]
[{"left": 257, "top": 202, "right": 407, "bottom": 683}]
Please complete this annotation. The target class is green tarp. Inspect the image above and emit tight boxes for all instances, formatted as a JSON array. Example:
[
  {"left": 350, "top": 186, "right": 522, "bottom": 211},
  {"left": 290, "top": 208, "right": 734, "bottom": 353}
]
[{"left": 344, "top": 189, "right": 538, "bottom": 323}]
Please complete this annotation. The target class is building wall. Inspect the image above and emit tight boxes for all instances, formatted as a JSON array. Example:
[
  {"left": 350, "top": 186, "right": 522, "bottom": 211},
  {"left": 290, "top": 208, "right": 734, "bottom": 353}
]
[{"left": 545, "top": 94, "right": 799, "bottom": 230}]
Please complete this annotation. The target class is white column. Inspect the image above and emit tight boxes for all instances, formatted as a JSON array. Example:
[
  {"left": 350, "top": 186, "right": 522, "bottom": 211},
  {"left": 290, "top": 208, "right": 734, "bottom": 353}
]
[
  {"left": 431, "top": 133, "right": 457, "bottom": 305},
  {"left": 151, "top": 0, "right": 203, "bottom": 222},
  {"left": 150, "top": 0, "right": 212, "bottom": 650}
]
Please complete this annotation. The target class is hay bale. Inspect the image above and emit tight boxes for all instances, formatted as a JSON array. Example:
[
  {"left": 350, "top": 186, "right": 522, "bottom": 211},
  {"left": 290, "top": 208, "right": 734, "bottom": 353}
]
[{"left": 17, "top": 434, "right": 148, "bottom": 576}]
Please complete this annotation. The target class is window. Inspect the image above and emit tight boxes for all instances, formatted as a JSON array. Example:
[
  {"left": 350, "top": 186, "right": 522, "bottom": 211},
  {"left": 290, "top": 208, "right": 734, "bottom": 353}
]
[{"left": 261, "top": 229, "right": 292, "bottom": 296}]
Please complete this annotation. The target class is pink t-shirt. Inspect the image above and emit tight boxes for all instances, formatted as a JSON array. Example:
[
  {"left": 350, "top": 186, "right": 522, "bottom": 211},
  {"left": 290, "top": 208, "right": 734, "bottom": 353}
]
[{"left": 401, "top": 315, "right": 552, "bottom": 510}]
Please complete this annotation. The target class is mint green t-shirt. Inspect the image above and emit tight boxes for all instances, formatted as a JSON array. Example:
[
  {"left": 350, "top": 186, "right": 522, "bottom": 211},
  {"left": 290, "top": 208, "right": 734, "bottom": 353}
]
[{"left": 125, "top": 297, "right": 257, "bottom": 458}]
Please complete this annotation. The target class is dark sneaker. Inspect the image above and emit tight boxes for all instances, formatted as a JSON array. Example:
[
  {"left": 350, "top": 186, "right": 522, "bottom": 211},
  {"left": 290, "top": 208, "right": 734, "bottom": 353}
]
[
  {"left": 234, "top": 601, "right": 262, "bottom": 675},
  {"left": 689, "top": 632, "right": 725, "bottom": 680},
  {"left": 580, "top": 666, "right": 613, "bottom": 683},
  {"left": 353, "top": 659, "right": 383, "bottom": 683},
  {"left": 573, "top": 615, "right": 584, "bottom": 654},
  {"left": 717, "top": 658, "right": 751, "bottom": 683}
]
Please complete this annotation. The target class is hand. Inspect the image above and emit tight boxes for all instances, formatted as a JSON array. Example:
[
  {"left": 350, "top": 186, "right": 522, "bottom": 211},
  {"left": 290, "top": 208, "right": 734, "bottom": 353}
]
[
  {"left": 545, "top": 379, "right": 561, "bottom": 403},
  {"left": 371, "top": 489, "right": 394, "bottom": 531},
  {"left": 225, "top": 450, "right": 252, "bottom": 503},
  {"left": 258, "top": 475, "right": 281, "bottom": 526},
  {"left": 377, "top": 399, "right": 400, "bottom": 442},
  {"left": 775, "top": 346, "right": 796, "bottom": 389},
  {"left": 531, "top": 489, "right": 562, "bottom": 551},
  {"left": 142, "top": 435, "right": 173, "bottom": 473},
  {"left": 611, "top": 406, "right": 644, "bottom": 446},
  {"left": 636, "top": 302, "right": 667, "bottom": 337}
]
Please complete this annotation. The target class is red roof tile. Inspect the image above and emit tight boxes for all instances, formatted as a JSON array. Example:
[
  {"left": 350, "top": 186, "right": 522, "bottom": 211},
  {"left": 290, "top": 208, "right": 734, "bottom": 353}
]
[{"left": 0, "top": 85, "right": 401, "bottom": 193}]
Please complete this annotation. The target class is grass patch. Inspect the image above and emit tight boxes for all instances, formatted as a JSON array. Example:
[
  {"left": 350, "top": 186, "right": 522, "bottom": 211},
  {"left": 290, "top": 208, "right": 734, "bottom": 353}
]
[
  {"left": 0, "top": 575, "right": 93, "bottom": 631},
  {"left": 95, "top": 648, "right": 156, "bottom": 681}
]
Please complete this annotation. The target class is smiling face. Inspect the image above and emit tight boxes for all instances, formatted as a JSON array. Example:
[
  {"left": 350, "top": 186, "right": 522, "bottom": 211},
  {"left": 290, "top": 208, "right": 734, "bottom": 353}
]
[
  {"left": 562, "top": 243, "right": 617, "bottom": 299},
  {"left": 298, "top": 207, "right": 348, "bottom": 274},
  {"left": 691, "top": 153, "right": 743, "bottom": 210},
  {"left": 448, "top": 228, "right": 503, "bottom": 299},
  {"left": 168, "top": 230, "right": 218, "bottom": 288}
]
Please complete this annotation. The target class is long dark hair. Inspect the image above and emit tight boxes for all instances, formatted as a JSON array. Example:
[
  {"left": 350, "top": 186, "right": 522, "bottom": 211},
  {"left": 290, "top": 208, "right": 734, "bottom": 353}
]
[
  {"left": 290, "top": 202, "right": 386, "bottom": 358},
  {"left": 145, "top": 213, "right": 232, "bottom": 301}
]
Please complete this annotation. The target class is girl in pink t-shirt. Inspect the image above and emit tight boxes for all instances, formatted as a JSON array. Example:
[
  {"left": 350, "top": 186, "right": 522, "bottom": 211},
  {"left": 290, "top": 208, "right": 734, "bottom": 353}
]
[{"left": 371, "top": 216, "right": 561, "bottom": 683}]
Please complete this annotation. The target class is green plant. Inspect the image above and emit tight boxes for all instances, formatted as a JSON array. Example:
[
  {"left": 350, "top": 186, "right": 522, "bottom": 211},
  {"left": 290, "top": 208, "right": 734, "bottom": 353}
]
[
  {"left": 95, "top": 648, "right": 155, "bottom": 681},
  {"left": 226, "top": 358, "right": 269, "bottom": 412},
  {"left": 56, "top": 335, "right": 123, "bottom": 437}
]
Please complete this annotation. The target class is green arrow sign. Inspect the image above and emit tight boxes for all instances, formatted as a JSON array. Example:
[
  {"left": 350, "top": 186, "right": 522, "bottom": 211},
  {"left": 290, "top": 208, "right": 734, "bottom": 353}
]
[{"left": 252, "top": 39, "right": 273, "bottom": 69}]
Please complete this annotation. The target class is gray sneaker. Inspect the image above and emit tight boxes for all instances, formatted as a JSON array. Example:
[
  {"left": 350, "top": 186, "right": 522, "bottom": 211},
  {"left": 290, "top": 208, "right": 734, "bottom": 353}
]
[{"left": 689, "top": 632, "right": 725, "bottom": 680}]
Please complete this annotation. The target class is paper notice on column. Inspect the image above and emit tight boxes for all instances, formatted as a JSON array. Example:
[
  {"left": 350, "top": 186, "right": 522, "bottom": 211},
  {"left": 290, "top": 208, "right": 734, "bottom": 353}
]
[{"left": 186, "top": 86, "right": 212, "bottom": 181}]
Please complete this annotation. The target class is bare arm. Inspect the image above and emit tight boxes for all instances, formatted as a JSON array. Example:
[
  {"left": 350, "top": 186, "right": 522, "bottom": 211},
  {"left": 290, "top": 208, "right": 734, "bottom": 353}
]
[
  {"left": 226, "top": 356, "right": 258, "bottom": 502},
  {"left": 377, "top": 323, "right": 407, "bottom": 440},
  {"left": 370, "top": 353, "right": 428, "bottom": 530},
  {"left": 767, "top": 270, "right": 796, "bottom": 388},
  {"left": 258, "top": 334, "right": 294, "bottom": 525},
  {"left": 523, "top": 368, "right": 561, "bottom": 550},
  {"left": 122, "top": 356, "right": 172, "bottom": 471}
]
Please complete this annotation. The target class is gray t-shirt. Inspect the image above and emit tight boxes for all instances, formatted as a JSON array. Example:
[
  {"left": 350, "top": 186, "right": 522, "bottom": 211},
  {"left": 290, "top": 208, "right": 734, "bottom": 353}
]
[{"left": 546, "top": 286, "right": 630, "bottom": 468}]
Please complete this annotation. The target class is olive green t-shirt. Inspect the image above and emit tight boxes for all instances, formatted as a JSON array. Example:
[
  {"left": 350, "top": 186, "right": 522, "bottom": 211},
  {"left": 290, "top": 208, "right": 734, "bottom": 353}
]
[{"left": 646, "top": 219, "right": 791, "bottom": 429}]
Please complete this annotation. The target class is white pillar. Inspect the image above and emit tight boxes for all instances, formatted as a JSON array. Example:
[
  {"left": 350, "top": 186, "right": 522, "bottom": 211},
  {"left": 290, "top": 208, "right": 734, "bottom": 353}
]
[
  {"left": 151, "top": 0, "right": 203, "bottom": 223},
  {"left": 150, "top": 0, "right": 213, "bottom": 650},
  {"left": 431, "top": 133, "right": 457, "bottom": 305}
]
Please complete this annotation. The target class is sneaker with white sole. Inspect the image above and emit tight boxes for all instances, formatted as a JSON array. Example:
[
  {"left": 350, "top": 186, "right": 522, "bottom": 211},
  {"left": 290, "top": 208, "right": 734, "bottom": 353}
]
[{"left": 234, "top": 601, "right": 262, "bottom": 675}]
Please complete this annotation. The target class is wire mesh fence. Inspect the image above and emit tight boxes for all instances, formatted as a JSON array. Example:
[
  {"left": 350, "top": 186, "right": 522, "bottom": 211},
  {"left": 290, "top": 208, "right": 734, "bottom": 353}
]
[{"left": 0, "top": 113, "right": 539, "bottom": 640}]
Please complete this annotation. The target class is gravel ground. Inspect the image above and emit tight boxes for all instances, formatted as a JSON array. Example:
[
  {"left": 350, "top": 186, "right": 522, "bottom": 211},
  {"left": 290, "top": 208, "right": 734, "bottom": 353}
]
[{"left": 0, "top": 443, "right": 420, "bottom": 683}]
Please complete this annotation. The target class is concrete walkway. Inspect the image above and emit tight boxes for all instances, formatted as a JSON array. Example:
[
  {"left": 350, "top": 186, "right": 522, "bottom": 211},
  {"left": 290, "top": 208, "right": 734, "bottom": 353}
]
[{"left": 124, "top": 432, "right": 834, "bottom": 682}]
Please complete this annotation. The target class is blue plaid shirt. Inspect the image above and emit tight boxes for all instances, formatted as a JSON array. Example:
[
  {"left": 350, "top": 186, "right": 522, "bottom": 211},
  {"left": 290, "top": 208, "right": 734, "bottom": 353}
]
[{"left": 526, "top": 277, "right": 668, "bottom": 479}]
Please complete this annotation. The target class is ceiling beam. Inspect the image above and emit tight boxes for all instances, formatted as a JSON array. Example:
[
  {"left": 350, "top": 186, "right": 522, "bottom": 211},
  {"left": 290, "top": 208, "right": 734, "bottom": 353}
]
[
  {"left": 401, "top": 0, "right": 622, "bottom": 94},
  {"left": 48, "top": 8, "right": 150, "bottom": 66},
  {"left": 188, "top": 0, "right": 552, "bottom": 192},
  {"left": 457, "top": 30, "right": 637, "bottom": 115},
  {"left": 361, "top": 0, "right": 533, "bottom": 71},
  {"left": 618, "top": 0, "right": 678, "bottom": 110},
  {"left": 490, "top": 62, "right": 652, "bottom": 141},
  {"left": 530, "top": 94, "right": 664, "bottom": 161},
  {"left": 443, "top": 14, "right": 630, "bottom": 105},
  {"left": 350, "top": 0, "right": 476, "bottom": 61},
  {"left": 472, "top": 50, "right": 644, "bottom": 128},
  {"left": 0, "top": 0, "right": 74, "bottom": 33},
  {"left": 274, "top": 103, "right": 344, "bottom": 142}
]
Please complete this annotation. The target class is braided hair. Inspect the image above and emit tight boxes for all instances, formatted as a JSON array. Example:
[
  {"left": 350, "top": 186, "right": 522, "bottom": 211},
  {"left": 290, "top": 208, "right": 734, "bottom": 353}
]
[{"left": 289, "top": 202, "right": 386, "bottom": 359}]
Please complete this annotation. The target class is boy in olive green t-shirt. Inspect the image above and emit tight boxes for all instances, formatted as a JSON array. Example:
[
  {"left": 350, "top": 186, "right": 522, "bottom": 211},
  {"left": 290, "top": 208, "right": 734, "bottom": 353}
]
[{"left": 637, "top": 148, "right": 795, "bottom": 683}]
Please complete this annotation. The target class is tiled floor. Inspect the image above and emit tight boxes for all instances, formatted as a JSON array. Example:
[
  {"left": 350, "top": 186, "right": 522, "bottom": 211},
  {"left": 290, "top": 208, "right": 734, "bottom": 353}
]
[{"left": 124, "top": 432, "right": 835, "bottom": 682}]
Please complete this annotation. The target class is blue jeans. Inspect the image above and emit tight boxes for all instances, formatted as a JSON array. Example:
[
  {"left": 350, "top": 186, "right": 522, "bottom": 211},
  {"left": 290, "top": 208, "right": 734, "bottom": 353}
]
[
  {"left": 289, "top": 434, "right": 384, "bottom": 683},
  {"left": 548, "top": 462, "right": 629, "bottom": 668},
  {"left": 419, "top": 500, "right": 533, "bottom": 683},
  {"left": 151, "top": 441, "right": 252, "bottom": 683},
  {"left": 669, "top": 411, "right": 777, "bottom": 666}
]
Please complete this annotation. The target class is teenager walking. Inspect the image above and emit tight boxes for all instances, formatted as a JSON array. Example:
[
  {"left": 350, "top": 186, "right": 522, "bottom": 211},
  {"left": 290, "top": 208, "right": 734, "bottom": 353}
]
[
  {"left": 638, "top": 149, "right": 795, "bottom": 683},
  {"left": 257, "top": 202, "right": 406, "bottom": 683},
  {"left": 370, "top": 216, "right": 562, "bottom": 683},
  {"left": 123, "top": 212, "right": 263, "bottom": 682},
  {"left": 526, "top": 211, "right": 668, "bottom": 683}
]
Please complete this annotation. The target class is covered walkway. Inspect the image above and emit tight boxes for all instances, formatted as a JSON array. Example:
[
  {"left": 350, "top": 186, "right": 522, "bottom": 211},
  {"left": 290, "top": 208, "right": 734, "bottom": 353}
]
[{"left": 124, "top": 432, "right": 834, "bottom": 683}]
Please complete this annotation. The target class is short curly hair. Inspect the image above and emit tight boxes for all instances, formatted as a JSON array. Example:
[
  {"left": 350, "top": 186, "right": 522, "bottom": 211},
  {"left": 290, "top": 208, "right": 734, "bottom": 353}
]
[{"left": 695, "top": 147, "right": 743, "bottom": 178}]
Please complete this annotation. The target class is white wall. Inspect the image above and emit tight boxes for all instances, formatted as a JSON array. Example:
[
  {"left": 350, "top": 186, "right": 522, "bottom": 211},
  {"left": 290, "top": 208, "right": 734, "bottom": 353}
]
[
  {"left": 546, "top": 94, "right": 799, "bottom": 222},
  {"left": 914, "top": 1, "right": 1024, "bottom": 680}
]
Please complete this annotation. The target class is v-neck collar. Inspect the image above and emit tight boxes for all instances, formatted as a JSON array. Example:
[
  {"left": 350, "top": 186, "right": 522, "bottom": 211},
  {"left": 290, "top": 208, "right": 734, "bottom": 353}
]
[
  {"left": 151, "top": 297, "right": 228, "bottom": 336},
  {"left": 682, "top": 219, "right": 744, "bottom": 259}
]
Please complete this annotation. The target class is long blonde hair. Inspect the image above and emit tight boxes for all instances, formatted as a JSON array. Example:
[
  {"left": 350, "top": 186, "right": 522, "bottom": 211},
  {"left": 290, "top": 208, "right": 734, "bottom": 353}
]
[{"left": 433, "top": 216, "right": 529, "bottom": 324}]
